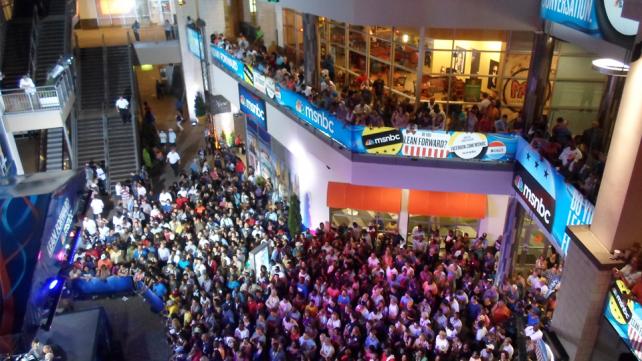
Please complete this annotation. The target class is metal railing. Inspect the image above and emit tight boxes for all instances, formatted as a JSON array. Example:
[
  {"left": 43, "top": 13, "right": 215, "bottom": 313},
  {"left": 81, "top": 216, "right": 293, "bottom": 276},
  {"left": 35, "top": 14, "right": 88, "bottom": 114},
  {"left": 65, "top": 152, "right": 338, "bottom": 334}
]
[
  {"left": 101, "top": 102, "right": 110, "bottom": 192},
  {"left": 126, "top": 32, "right": 141, "bottom": 171},
  {"left": 0, "top": 66, "right": 74, "bottom": 113}
]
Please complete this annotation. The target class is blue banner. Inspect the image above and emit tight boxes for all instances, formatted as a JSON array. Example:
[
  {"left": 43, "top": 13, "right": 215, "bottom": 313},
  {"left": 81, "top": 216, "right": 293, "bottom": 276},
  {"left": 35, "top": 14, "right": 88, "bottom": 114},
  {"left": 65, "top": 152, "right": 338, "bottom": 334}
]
[
  {"left": 604, "top": 280, "right": 642, "bottom": 360},
  {"left": 211, "top": 44, "right": 518, "bottom": 163},
  {"left": 275, "top": 84, "right": 354, "bottom": 148},
  {"left": 239, "top": 84, "right": 267, "bottom": 130},
  {"left": 515, "top": 138, "right": 594, "bottom": 255},
  {"left": 211, "top": 45, "right": 245, "bottom": 79}
]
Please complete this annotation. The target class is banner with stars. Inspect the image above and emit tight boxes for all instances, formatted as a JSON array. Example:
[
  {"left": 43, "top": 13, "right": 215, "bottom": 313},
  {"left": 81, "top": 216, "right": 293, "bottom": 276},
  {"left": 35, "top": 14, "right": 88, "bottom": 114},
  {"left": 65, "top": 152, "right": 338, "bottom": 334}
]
[{"left": 515, "top": 138, "right": 594, "bottom": 255}]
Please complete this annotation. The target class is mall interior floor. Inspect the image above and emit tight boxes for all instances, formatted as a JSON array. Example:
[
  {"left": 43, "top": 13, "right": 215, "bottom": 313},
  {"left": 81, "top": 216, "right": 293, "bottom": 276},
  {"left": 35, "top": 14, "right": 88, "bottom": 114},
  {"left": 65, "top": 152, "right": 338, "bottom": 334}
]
[
  {"left": 74, "top": 25, "right": 168, "bottom": 48},
  {"left": 74, "top": 296, "right": 170, "bottom": 361},
  {"left": 134, "top": 65, "right": 205, "bottom": 193}
]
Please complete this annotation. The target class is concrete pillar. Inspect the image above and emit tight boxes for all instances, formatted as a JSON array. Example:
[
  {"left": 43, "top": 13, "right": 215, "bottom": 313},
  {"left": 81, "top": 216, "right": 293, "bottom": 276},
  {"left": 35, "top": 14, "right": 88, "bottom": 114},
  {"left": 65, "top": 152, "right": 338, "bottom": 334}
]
[
  {"left": 591, "top": 56, "right": 642, "bottom": 252},
  {"left": 522, "top": 31, "right": 555, "bottom": 133},
  {"left": 398, "top": 189, "right": 410, "bottom": 243},
  {"left": 302, "top": 13, "right": 319, "bottom": 89},
  {"left": 275, "top": 5, "right": 284, "bottom": 48},
  {"left": 550, "top": 226, "right": 622, "bottom": 361}
]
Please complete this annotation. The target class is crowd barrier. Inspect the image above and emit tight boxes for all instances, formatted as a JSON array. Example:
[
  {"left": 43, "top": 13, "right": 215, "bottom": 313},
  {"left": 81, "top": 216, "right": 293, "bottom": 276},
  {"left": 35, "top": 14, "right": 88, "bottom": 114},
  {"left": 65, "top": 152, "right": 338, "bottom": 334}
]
[
  {"left": 71, "top": 277, "right": 165, "bottom": 313},
  {"left": 211, "top": 45, "right": 518, "bottom": 163},
  {"left": 71, "top": 276, "right": 135, "bottom": 297}
]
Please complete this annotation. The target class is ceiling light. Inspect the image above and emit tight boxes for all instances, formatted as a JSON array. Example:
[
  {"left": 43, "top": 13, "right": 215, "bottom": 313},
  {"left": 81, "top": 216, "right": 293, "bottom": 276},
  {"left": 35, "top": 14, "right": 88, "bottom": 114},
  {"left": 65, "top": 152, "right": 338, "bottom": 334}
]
[
  {"left": 592, "top": 58, "right": 629, "bottom": 77},
  {"left": 402, "top": 34, "right": 409, "bottom": 43}
]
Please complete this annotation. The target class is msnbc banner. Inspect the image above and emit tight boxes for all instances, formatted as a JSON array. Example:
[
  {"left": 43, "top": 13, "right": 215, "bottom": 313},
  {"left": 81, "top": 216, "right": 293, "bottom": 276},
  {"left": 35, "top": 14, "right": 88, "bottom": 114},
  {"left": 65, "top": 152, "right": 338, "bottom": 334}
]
[
  {"left": 239, "top": 84, "right": 267, "bottom": 130},
  {"left": 515, "top": 138, "right": 594, "bottom": 255}
]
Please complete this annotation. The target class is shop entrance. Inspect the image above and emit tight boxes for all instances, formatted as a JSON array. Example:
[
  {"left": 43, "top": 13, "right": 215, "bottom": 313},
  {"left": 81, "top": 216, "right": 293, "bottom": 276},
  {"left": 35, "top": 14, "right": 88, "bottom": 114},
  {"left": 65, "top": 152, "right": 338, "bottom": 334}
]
[{"left": 511, "top": 205, "right": 559, "bottom": 276}]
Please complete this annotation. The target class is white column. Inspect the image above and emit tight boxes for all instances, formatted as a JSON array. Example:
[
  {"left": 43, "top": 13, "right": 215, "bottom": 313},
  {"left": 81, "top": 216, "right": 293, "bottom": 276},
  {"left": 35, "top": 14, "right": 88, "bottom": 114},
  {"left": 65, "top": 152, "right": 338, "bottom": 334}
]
[
  {"left": 275, "top": 5, "right": 284, "bottom": 47},
  {"left": 7, "top": 132, "right": 23, "bottom": 175},
  {"left": 398, "top": 189, "right": 410, "bottom": 243}
]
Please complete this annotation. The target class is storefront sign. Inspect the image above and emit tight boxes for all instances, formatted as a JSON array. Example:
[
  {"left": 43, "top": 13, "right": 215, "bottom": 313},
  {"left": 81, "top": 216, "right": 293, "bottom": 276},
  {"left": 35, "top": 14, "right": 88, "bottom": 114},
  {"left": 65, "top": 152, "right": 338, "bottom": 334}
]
[
  {"left": 239, "top": 84, "right": 267, "bottom": 130},
  {"left": 604, "top": 279, "right": 642, "bottom": 361},
  {"left": 401, "top": 129, "right": 449, "bottom": 158},
  {"left": 449, "top": 132, "right": 488, "bottom": 160},
  {"left": 541, "top": 0, "right": 639, "bottom": 47},
  {"left": 210, "top": 95, "right": 232, "bottom": 115},
  {"left": 362, "top": 127, "right": 403, "bottom": 155},
  {"left": 515, "top": 138, "right": 594, "bottom": 254},
  {"left": 514, "top": 163, "right": 556, "bottom": 231}
]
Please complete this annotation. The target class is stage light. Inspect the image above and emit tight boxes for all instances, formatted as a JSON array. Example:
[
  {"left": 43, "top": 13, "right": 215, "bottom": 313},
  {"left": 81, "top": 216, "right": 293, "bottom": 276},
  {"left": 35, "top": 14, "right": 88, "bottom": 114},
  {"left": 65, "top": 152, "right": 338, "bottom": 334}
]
[
  {"left": 592, "top": 58, "right": 629, "bottom": 76},
  {"left": 48, "top": 279, "right": 59, "bottom": 290}
]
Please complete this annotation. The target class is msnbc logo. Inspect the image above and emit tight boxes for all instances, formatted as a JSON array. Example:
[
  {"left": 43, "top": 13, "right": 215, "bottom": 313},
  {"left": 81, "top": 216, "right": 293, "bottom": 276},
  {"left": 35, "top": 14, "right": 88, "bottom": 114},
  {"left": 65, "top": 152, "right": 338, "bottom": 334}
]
[
  {"left": 295, "top": 100, "right": 303, "bottom": 113},
  {"left": 514, "top": 175, "right": 524, "bottom": 192},
  {"left": 295, "top": 99, "right": 334, "bottom": 133}
]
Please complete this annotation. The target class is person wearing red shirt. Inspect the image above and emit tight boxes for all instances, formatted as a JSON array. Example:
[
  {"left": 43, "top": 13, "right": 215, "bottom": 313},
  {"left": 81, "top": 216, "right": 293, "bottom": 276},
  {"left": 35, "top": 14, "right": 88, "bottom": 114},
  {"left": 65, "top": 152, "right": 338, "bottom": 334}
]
[{"left": 491, "top": 300, "right": 512, "bottom": 325}]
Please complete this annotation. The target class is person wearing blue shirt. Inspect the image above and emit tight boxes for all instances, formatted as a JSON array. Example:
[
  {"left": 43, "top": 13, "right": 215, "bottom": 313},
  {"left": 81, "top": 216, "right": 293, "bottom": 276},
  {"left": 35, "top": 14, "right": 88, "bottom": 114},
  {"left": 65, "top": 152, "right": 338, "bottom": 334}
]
[
  {"left": 296, "top": 277, "right": 308, "bottom": 298},
  {"left": 178, "top": 258, "right": 190, "bottom": 270}
]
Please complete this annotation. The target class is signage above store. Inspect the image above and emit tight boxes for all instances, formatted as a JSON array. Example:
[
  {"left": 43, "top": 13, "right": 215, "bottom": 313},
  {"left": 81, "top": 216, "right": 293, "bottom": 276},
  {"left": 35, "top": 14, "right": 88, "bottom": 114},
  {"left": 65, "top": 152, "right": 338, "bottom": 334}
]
[
  {"left": 541, "top": 0, "right": 640, "bottom": 48},
  {"left": 238, "top": 84, "right": 267, "bottom": 130},
  {"left": 513, "top": 162, "right": 556, "bottom": 232}
]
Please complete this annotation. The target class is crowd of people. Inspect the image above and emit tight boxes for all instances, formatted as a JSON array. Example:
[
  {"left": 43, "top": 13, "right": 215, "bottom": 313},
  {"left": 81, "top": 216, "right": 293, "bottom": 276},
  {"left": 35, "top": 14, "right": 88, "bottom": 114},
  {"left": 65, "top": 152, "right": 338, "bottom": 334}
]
[
  {"left": 212, "top": 33, "right": 606, "bottom": 201},
  {"left": 71, "top": 138, "right": 562, "bottom": 361},
  {"left": 527, "top": 116, "right": 605, "bottom": 202},
  {"left": 212, "top": 34, "right": 514, "bottom": 133}
]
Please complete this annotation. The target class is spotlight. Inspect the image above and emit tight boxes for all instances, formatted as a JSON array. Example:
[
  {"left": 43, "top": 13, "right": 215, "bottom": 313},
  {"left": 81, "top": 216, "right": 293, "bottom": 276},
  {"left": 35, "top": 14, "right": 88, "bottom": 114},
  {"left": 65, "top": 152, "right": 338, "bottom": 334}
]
[
  {"left": 48, "top": 279, "right": 59, "bottom": 290},
  {"left": 592, "top": 58, "right": 629, "bottom": 76}
]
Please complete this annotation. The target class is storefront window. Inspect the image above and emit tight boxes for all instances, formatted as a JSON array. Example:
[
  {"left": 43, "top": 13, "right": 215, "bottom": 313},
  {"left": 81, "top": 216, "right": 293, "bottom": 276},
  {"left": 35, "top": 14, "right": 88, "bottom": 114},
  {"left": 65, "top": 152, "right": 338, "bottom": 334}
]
[
  {"left": 392, "top": 66, "right": 415, "bottom": 99},
  {"left": 349, "top": 30, "right": 367, "bottom": 53},
  {"left": 349, "top": 51, "right": 367, "bottom": 75},
  {"left": 395, "top": 44, "right": 419, "bottom": 70},
  {"left": 407, "top": 215, "right": 479, "bottom": 240},
  {"left": 330, "top": 45, "right": 347, "bottom": 70},
  {"left": 330, "top": 22, "right": 345, "bottom": 45},
  {"left": 370, "top": 59, "right": 391, "bottom": 86},
  {"left": 330, "top": 208, "right": 399, "bottom": 230},
  {"left": 511, "top": 207, "right": 558, "bottom": 276},
  {"left": 370, "top": 37, "right": 392, "bottom": 62}
]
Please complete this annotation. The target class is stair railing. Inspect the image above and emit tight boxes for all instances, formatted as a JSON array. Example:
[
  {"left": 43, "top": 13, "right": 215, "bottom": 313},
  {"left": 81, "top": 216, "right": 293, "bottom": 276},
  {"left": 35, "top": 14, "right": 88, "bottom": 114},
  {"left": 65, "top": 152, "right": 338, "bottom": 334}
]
[
  {"left": 28, "top": 4, "right": 40, "bottom": 79},
  {"left": 62, "top": 0, "right": 72, "bottom": 56},
  {"left": 126, "top": 31, "right": 141, "bottom": 171},
  {"left": 39, "top": 128, "right": 47, "bottom": 171},
  {"left": 101, "top": 33, "right": 108, "bottom": 106},
  {"left": 101, "top": 102, "right": 111, "bottom": 193}
]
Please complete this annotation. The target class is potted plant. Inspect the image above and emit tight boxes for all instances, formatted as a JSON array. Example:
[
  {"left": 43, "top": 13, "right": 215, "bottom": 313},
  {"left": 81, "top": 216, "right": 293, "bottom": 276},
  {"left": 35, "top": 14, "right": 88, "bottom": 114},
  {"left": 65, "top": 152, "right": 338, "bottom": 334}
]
[
  {"left": 194, "top": 92, "right": 207, "bottom": 124},
  {"left": 288, "top": 194, "right": 302, "bottom": 237}
]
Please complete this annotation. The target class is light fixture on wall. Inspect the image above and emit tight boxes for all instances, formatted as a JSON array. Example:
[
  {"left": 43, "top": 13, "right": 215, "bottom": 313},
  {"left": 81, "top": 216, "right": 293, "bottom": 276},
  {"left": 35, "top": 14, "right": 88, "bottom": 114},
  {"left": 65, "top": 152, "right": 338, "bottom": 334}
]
[
  {"left": 401, "top": 33, "right": 409, "bottom": 43},
  {"left": 592, "top": 58, "right": 629, "bottom": 77},
  {"left": 178, "top": 0, "right": 185, "bottom": 6},
  {"left": 249, "top": 0, "right": 257, "bottom": 13}
]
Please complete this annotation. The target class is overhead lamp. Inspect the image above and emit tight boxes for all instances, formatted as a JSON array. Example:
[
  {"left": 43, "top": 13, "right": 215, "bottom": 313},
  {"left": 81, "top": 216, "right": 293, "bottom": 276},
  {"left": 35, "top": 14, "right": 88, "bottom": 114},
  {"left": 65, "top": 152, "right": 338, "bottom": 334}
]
[
  {"left": 401, "top": 33, "right": 409, "bottom": 43},
  {"left": 592, "top": 58, "right": 629, "bottom": 77}
]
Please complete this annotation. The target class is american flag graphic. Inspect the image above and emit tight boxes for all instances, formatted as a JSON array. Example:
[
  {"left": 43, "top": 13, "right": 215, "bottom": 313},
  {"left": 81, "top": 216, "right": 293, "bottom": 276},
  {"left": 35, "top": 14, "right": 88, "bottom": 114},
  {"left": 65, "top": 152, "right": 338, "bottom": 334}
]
[
  {"left": 628, "top": 314, "right": 642, "bottom": 359},
  {"left": 403, "top": 144, "right": 448, "bottom": 158}
]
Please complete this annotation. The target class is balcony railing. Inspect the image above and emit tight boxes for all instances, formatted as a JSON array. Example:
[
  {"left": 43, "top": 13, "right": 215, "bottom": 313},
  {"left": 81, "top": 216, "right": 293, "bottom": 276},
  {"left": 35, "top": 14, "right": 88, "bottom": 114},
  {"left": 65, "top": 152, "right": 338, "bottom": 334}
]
[{"left": 0, "top": 67, "right": 74, "bottom": 114}]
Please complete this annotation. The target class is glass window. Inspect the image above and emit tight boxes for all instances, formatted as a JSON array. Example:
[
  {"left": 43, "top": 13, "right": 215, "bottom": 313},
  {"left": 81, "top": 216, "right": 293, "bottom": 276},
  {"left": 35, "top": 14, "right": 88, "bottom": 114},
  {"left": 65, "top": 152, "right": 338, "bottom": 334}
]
[
  {"left": 395, "top": 44, "right": 419, "bottom": 70},
  {"left": 350, "top": 24, "right": 366, "bottom": 33},
  {"left": 349, "top": 51, "right": 367, "bottom": 75},
  {"left": 370, "top": 37, "right": 391, "bottom": 62},
  {"left": 370, "top": 59, "right": 391, "bottom": 86},
  {"left": 371, "top": 26, "right": 393, "bottom": 40},
  {"left": 330, "top": 23, "right": 345, "bottom": 45},
  {"left": 394, "top": 28, "right": 420, "bottom": 48},
  {"left": 392, "top": 66, "right": 416, "bottom": 98},
  {"left": 349, "top": 30, "right": 367, "bottom": 53},
  {"left": 330, "top": 208, "right": 398, "bottom": 230},
  {"left": 407, "top": 215, "right": 479, "bottom": 241},
  {"left": 331, "top": 45, "right": 347, "bottom": 69}
]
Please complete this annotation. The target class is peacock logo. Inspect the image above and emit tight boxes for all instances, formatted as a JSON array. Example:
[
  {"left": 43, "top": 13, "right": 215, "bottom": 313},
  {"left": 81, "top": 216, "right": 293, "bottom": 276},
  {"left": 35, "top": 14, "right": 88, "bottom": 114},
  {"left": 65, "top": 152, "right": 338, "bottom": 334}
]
[
  {"left": 295, "top": 100, "right": 303, "bottom": 113},
  {"left": 514, "top": 175, "right": 524, "bottom": 192}
]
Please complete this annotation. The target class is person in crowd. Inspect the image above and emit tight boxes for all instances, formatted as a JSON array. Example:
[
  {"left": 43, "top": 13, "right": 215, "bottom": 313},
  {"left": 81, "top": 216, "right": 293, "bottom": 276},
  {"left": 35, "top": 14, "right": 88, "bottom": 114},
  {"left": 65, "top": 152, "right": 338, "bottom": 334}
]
[
  {"left": 115, "top": 96, "right": 130, "bottom": 124},
  {"left": 166, "top": 146, "right": 181, "bottom": 176},
  {"left": 164, "top": 19, "right": 174, "bottom": 40},
  {"left": 132, "top": 20, "right": 141, "bottom": 41}
]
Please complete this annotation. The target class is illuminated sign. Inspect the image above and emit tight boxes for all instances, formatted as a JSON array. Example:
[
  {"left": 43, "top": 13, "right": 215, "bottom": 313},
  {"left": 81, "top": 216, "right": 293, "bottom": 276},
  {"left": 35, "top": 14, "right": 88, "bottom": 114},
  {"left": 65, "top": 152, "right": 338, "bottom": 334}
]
[
  {"left": 187, "top": 26, "right": 204, "bottom": 59},
  {"left": 239, "top": 84, "right": 267, "bottom": 130},
  {"left": 514, "top": 163, "right": 555, "bottom": 230},
  {"left": 541, "top": 0, "right": 640, "bottom": 47}
]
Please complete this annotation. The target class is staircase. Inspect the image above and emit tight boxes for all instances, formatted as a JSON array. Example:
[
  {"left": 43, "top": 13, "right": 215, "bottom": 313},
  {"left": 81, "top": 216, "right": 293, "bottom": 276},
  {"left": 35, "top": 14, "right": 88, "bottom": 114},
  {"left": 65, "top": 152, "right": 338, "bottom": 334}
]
[
  {"left": 45, "top": 127, "right": 64, "bottom": 171},
  {"left": 47, "top": 0, "right": 68, "bottom": 16},
  {"left": 79, "top": 47, "right": 104, "bottom": 110},
  {"left": 76, "top": 116, "right": 106, "bottom": 168},
  {"left": 107, "top": 115, "right": 137, "bottom": 186},
  {"left": 34, "top": 19, "right": 65, "bottom": 84},
  {"left": 1, "top": 21, "right": 33, "bottom": 89},
  {"left": 106, "top": 46, "right": 132, "bottom": 105}
]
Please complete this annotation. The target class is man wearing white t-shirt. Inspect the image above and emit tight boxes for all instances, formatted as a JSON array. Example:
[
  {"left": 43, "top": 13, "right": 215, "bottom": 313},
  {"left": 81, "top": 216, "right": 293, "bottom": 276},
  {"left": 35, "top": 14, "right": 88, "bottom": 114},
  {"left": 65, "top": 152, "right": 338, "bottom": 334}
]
[
  {"left": 525, "top": 324, "right": 544, "bottom": 341},
  {"left": 90, "top": 196, "right": 104, "bottom": 218},
  {"left": 167, "top": 147, "right": 181, "bottom": 176}
]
